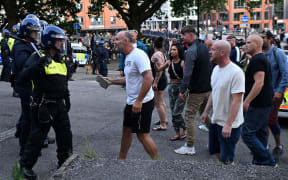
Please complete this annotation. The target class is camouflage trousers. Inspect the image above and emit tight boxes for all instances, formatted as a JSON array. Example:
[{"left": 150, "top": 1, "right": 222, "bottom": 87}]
[{"left": 168, "top": 83, "right": 186, "bottom": 131}]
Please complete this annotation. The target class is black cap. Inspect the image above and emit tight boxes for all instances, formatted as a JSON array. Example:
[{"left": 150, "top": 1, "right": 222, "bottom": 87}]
[{"left": 260, "top": 30, "right": 274, "bottom": 39}]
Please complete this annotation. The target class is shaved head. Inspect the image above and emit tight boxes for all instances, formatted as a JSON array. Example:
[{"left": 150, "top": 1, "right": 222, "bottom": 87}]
[
  {"left": 246, "top": 34, "right": 263, "bottom": 55},
  {"left": 248, "top": 34, "right": 263, "bottom": 48},
  {"left": 210, "top": 40, "right": 231, "bottom": 66},
  {"left": 214, "top": 40, "right": 231, "bottom": 56},
  {"left": 205, "top": 39, "right": 213, "bottom": 51}
]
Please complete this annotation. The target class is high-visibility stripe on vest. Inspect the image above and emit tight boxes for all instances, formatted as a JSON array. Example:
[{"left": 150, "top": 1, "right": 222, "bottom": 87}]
[
  {"left": 44, "top": 59, "right": 67, "bottom": 76},
  {"left": 7, "top": 38, "right": 15, "bottom": 51}
]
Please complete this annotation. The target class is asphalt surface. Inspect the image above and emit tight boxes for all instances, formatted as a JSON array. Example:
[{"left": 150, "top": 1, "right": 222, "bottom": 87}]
[{"left": 1, "top": 61, "right": 288, "bottom": 179}]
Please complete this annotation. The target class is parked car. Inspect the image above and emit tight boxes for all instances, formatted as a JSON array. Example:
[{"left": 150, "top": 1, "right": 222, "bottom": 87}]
[
  {"left": 278, "top": 50, "right": 288, "bottom": 118},
  {"left": 71, "top": 43, "right": 88, "bottom": 66}
]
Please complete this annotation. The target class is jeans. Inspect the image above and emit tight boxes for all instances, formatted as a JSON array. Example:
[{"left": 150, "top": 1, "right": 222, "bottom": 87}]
[
  {"left": 242, "top": 106, "right": 276, "bottom": 166},
  {"left": 209, "top": 124, "right": 242, "bottom": 164}
]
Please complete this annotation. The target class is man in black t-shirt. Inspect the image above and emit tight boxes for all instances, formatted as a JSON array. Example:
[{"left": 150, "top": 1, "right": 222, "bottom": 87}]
[{"left": 241, "top": 34, "right": 276, "bottom": 166}]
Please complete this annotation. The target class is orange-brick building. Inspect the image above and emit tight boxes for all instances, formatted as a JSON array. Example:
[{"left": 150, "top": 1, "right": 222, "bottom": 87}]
[
  {"left": 201, "top": 0, "right": 288, "bottom": 31},
  {"left": 73, "top": 0, "right": 127, "bottom": 32}
]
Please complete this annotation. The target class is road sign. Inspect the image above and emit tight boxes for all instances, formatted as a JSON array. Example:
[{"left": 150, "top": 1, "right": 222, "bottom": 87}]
[
  {"left": 74, "top": 23, "right": 80, "bottom": 30},
  {"left": 239, "top": 14, "right": 250, "bottom": 28},
  {"left": 240, "top": 24, "right": 249, "bottom": 28}
]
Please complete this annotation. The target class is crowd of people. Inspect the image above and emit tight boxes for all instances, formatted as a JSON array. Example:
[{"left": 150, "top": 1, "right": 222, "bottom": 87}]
[
  {"left": 97, "top": 26, "right": 288, "bottom": 167},
  {"left": 1, "top": 14, "right": 288, "bottom": 179}
]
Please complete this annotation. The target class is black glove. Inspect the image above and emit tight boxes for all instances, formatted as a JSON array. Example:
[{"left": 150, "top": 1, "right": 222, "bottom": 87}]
[
  {"left": 64, "top": 97, "right": 71, "bottom": 112},
  {"left": 39, "top": 56, "right": 51, "bottom": 66}
]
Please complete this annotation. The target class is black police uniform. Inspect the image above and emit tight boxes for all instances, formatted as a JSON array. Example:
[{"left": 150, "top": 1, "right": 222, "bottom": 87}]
[
  {"left": 11, "top": 39, "right": 35, "bottom": 153},
  {"left": 19, "top": 51, "right": 73, "bottom": 169},
  {"left": 0, "top": 37, "right": 11, "bottom": 82}
]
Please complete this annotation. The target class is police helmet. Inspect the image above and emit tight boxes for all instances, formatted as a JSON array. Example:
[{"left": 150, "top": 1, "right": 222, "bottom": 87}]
[
  {"left": 12, "top": 25, "right": 20, "bottom": 34},
  {"left": 99, "top": 40, "right": 104, "bottom": 45},
  {"left": 2, "top": 29, "right": 10, "bottom": 38},
  {"left": 20, "top": 18, "right": 41, "bottom": 37},
  {"left": 41, "top": 25, "right": 67, "bottom": 53},
  {"left": 25, "top": 14, "right": 40, "bottom": 23},
  {"left": 40, "top": 20, "right": 49, "bottom": 30}
]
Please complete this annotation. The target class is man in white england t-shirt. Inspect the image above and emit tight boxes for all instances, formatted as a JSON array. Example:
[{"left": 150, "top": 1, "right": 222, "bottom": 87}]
[
  {"left": 105, "top": 31, "right": 159, "bottom": 160},
  {"left": 201, "top": 40, "right": 245, "bottom": 164}
]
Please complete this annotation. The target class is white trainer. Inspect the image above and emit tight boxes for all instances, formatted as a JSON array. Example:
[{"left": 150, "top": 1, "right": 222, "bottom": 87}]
[{"left": 174, "top": 143, "right": 196, "bottom": 155}]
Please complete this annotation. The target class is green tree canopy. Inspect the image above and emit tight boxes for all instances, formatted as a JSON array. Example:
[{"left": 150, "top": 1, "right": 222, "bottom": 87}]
[
  {"left": 0, "top": 0, "right": 80, "bottom": 31},
  {"left": 88, "top": 0, "right": 167, "bottom": 33}
]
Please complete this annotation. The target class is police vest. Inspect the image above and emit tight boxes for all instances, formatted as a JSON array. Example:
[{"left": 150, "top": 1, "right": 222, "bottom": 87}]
[
  {"left": 44, "top": 59, "right": 67, "bottom": 76},
  {"left": 38, "top": 53, "right": 68, "bottom": 99},
  {"left": 7, "top": 38, "right": 15, "bottom": 51}
]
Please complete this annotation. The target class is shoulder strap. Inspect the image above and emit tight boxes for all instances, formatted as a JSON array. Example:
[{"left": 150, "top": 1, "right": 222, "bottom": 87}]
[{"left": 171, "top": 61, "right": 181, "bottom": 80}]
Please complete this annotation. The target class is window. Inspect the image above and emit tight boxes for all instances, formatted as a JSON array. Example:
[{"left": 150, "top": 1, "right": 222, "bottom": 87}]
[
  {"left": 91, "top": 16, "right": 103, "bottom": 25},
  {"left": 251, "top": 0, "right": 262, "bottom": 8},
  {"left": 76, "top": 3, "right": 83, "bottom": 11},
  {"left": 264, "top": 23, "right": 269, "bottom": 28},
  {"left": 77, "top": 16, "right": 83, "bottom": 25},
  {"left": 265, "top": 11, "right": 270, "bottom": 20},
  {"left": 219, "top": 13, "right": 229, "bottom": 21},
  {"left": 251, "top": 24, "right": 260, "bottom": 30},
  {"left": 234, "top": 0, "right": 245, "bottom": 9},
  {"left": 110, "top": 16, "right": 116, "bottom": 24},
  {"left": 233, "top": 12, "right": 244, "bottom": 21},
  {"left": 250, "top": 12, "right": 261, "bottom": 20}
]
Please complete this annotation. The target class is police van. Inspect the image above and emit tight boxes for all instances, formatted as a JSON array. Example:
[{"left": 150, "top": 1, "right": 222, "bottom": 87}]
[
  {"left": 71, "top": 43, "right": 88, "bottom": 66},
  {"left": 278, "top": 50, "right": 288, "bottom": 118}
]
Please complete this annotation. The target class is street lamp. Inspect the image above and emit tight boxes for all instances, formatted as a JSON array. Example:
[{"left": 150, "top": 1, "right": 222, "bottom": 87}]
[{"left": 165, "top": 14, "right": 168, "bottom": 39}]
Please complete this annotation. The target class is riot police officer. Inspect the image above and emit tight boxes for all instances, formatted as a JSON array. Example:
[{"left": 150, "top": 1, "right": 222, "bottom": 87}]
[
  {"left": 0, "top": 29, "right": 11, "bottom": 81},
  {"left": 11, "top": 18, "right": 41, "bottom": 155},
  {"left": 39, "top": 20, "right": 49, "bottom": 30},
  {"left": 19, "top": 25, "right": 73, "bottom": 179},
  {"left": 9, "top": 25, "right": 20, "bottom": 97}
]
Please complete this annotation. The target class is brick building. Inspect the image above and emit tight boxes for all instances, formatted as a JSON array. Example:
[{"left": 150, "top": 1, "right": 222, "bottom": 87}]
[
  {"left": 73, "top": 0, "right": 127, "bottom": 32},
  {"left": 201, "top": 0, "right": 288, "bottom": 32}
]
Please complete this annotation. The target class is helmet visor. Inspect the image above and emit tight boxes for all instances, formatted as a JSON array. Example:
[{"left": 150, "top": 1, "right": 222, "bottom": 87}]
[
  {"left": 29, "top": 31, "right": 41, "bottom": 44},
  {"left": 54, "top": 39, "right": 67, "bottom": 56}
]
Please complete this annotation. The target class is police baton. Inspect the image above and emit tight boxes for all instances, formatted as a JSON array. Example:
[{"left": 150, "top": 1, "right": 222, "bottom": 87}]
[
  {"left": 8, "top": 34, "right": 42, "bottom": 57},
  {"left": 1, "top": 23, "right": 8, "bottom": 31}
]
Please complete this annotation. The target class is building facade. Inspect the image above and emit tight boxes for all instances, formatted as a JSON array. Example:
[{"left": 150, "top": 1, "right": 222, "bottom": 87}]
[
  {"left": 143, "top": 0, "right": 197, "bottom": 32},
  {"left": 74, "top": 0, "right": 127, "bottom": 32},
  {"left": 201, "top": 0, "right": 288, "bottom": 32}
]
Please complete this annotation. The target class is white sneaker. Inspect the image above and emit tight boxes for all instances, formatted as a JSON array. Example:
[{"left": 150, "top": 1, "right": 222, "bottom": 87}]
[
  {"left": 198, "top": 124, "right": 209, "bottom": 132},
  {"left": 174, "top": 143, "right": 196, "bottom": 155}
]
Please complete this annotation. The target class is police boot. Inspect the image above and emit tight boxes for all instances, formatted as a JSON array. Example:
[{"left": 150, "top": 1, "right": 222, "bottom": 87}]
[
  {"left": 12, "top": 91, "right": 19, "bottom": 98},
  {"left": 23, "top": 168, "right": 37, "bottom": 180},
  {"left": 42, "top": 136, "right": 55, "bottom": 148},
  {"left": 14, "top": 128, "right": 20, "bottom": 138}
]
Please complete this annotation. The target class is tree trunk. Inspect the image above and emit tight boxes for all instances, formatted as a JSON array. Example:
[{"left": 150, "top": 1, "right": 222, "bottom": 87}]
[{"left": 3, "top": 0, "right": 18, "bottom": 30}]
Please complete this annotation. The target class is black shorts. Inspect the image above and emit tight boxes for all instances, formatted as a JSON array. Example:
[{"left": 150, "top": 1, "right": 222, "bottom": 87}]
[
  {"left": 157, "top": 75, "right": 167, "bottom": 91},
  {"left": 123, "top": 99, "right": 154, "bottom": 133}
]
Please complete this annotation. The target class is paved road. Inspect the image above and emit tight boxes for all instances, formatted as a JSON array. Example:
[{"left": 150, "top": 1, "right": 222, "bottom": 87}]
[{"left": 1, "top": 63, "right": 288, "bottom": 179}]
